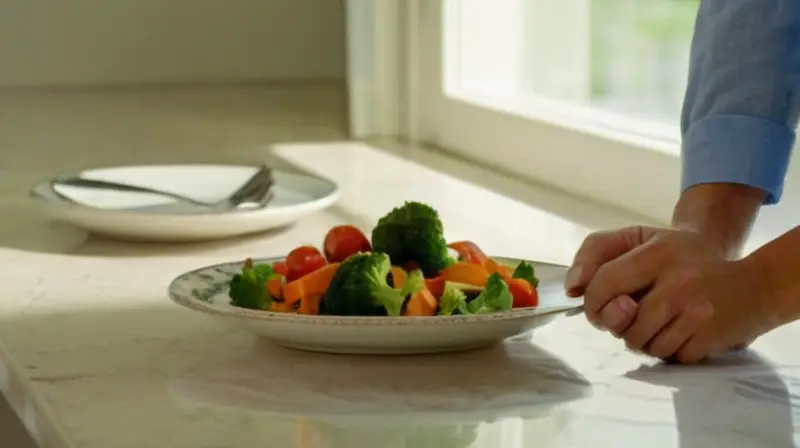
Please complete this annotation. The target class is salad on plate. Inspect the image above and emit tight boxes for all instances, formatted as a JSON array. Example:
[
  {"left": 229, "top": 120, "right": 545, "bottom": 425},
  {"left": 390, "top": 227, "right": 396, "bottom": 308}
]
[{"left": 228, "top": 201, "right": 539, "bottom": 317}]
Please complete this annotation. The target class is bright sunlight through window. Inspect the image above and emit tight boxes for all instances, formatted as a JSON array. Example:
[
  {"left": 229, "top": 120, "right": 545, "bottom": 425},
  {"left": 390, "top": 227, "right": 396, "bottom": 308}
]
[{"left": 444, "top": 0, "right": 700, "bottom": 139}]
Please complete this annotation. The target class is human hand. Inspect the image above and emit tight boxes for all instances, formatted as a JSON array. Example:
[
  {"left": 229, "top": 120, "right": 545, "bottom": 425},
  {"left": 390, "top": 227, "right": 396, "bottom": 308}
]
[{"left": 565, "top": 226, "right": 774, "bottom": 363}]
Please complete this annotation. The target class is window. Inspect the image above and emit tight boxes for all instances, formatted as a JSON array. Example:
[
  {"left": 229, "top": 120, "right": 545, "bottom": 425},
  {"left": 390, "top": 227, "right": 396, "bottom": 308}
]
[
  {"left": 445, "top": 0, "right": 699, "bottom": 141},
  {"left": 412, "top": 0, "right": 701, "bottom": 221}
]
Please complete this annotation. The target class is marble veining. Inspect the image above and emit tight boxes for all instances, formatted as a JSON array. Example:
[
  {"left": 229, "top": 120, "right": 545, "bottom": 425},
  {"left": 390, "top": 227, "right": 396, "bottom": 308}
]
[{"left": 0, "top": 86, "right": 798, "bottom": 447}]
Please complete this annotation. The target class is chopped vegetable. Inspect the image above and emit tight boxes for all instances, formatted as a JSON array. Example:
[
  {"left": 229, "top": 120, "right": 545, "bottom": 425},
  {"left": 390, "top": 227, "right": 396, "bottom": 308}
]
[
  {"left": 448, "top": 241, "right": 489, "bottom": 266},
  {"left": 390, "top": 266, "right": 408, "bottom": 288},
  {"left": 371, "top": 201, "right": 453, "bottom": 276},
  {"left": 512, "top": 260, "right": 539, "bottom": 287},
  {"left": 424, "top": 274, "right": 446, "bottom": 299},
  {"left": 404, "top": 288, "right": 438, "bottom": 316},
  {"left": 321, "top": 252, "right": 424, "bottom": 316},
  {"left": 226, "top": 201, "right": 542, "bottom": 317},
  {"left": 299, "top": 293, "right": 325, "bottom": 315},
  {"left": 267, "top": 276, "right": 283, "bottom": 299},
  {"left": 283, "top": 262, "right": 340, "bottom": 308},
  {"left": 286, "top": 246, "right": 327, "bottom": 281},
  {"left": 485, "top": 258, "right": 513, "bottom": 277},
  {"left": 437, "top": 284, "right": 469, "bottom": 316},
  {"left": 228, "top": 262, "right": 275, "bottom": 310},
  {"left": 441, "top": 262, "right": 490, "bottom": 286},
  {"left": 270, "top": 301, "right": 296, "bottom": 313},
  {"left": 504, "top": 277, "right": 539, "bottom": 308},
  {"left": 323, "top": 225, "right": 372, "bottom": 262},
  {"left": 273, "top": 261, "right": 289, "bottom": 277},
  {"left": 467, "top": 273, "right": 513, "bottom": 314}
]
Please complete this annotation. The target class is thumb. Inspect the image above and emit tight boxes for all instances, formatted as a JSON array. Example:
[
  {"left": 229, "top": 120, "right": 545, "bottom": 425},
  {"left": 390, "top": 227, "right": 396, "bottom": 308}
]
[{"left": 564, "top": 226, "right": 646, "bottom": 297}]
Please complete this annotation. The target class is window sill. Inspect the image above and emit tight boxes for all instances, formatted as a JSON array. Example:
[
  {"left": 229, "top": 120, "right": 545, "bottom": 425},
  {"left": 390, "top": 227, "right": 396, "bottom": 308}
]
[{"left": 447, "top": 86, "right": 682, "bottom": 157}]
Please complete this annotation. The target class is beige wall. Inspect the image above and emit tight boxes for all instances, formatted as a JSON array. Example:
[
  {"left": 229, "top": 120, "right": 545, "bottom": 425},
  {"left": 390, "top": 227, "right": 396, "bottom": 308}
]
[{"left": 0, "top": 0, "right": 346, "bottom": 86}]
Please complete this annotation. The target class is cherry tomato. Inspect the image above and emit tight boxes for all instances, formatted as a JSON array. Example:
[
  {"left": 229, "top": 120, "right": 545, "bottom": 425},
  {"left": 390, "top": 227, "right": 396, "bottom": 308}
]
[
  {"left": 323, "top": 225, "right": 372, "bottom": 262},
  {"left": 272, "top": 261, "right": 289, "bottom": 277},
  {"left": 285, "top": 246, "right": 326, "bottom": 281},
  {"left": 504, "top": 276, "right": 539, "bottom": 308}
]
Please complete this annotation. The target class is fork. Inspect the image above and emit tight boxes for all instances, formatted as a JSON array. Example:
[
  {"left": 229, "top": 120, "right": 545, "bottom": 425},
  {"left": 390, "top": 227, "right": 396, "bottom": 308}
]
[{"left": 52, "top": 164, "right": 275, "bottom": 211}]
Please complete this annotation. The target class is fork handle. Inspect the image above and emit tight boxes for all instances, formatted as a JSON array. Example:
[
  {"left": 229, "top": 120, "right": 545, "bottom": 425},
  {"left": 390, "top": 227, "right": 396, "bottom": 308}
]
[{"left": 52, "top": 177, "right": 205, "bottom": 205}]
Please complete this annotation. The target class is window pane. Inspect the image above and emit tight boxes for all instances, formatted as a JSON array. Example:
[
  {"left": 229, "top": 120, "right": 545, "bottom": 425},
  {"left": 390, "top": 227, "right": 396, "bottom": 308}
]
[{"left": 447, "top": 0, "right": 700, "bottom": 126}]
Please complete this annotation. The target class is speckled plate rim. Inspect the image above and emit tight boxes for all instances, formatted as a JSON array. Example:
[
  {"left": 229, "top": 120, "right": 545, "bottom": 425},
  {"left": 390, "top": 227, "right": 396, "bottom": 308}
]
[{"left": 167, "top": 256, "right": 583, "bottom": 325}]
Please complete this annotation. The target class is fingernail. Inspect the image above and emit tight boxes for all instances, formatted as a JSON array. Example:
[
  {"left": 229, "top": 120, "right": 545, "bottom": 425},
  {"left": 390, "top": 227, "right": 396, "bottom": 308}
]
[
  {"left": 617, "top": 295, "right": 638, "bottom": 314},
  {"left": 604, "top": 301, "right": 628, "bottom": 330},
  {"left": 564, "top": 265, "right": 583, "bottom": 290}
]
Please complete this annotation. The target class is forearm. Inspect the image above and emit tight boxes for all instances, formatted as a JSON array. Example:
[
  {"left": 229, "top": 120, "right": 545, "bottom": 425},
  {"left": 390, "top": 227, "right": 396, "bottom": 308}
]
[
  {"left": 678, "top": 0, "right": 799, "bottom": 255},
  {"left": 742, "top": 226, "right": 800, "bottom": 328},
  {"left": 672, "top": 183, "right": 765, "bottom": 259}
]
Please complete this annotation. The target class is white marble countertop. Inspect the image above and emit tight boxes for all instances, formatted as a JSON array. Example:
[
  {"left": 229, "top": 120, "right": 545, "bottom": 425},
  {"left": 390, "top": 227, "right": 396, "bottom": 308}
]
[{"left": 1, "top": 85, "right": 799, "bottom": 448}]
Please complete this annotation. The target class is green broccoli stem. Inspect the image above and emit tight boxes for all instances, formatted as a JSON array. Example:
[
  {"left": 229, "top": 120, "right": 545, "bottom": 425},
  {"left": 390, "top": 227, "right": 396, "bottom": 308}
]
[{"left": 369, "top": 269, "right": 424, "bottom": 316}]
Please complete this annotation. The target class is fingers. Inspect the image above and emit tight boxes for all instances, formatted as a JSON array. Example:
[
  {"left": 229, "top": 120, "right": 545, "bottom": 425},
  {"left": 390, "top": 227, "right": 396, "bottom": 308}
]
[
  {"left": 621, "top": 287, "right": 678, "bottom": 350},
  {"left": 634, "top": 294, "right": 713, "bottom": 359},
  {"left": 582, "top": 239, "right": 667, "bottom": 324},
  {"left": 645, "top": 315, "right": 700, "bottom": 359},
  {"left": 565, "top": 226, "right": 646, "bottom": 297},
  {"left": 674, "top": 337, "right": 709, "bottom": 364},
  {"left": 596, "top": 295, "right": 638, "bottom": 335}
]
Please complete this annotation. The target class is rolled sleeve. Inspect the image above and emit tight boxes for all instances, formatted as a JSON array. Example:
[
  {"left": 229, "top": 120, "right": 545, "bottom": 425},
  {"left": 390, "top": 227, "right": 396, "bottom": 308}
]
[
  {"left": 682, "top": 115, "right": 795, "bottom": 204},
  {"left": 680, "top": 0, "right": 800, "bottom": 205}
]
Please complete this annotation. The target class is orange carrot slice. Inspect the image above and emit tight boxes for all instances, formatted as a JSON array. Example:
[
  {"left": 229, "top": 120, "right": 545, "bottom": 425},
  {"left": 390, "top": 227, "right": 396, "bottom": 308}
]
[
  {"left": 283, "top": 262, "right": 340, "bottom": 306},
  {"left": 441, "top": 262, "right": 490, "bottom": 286},
  {"left": 448, "top": 241, "right": 489, "bottom": 266},
  {"left": 390, "top": 266, "right": 407, "bottom": 288},
  {"left": 425, "top": 274, "right": 446, "bottom": 299},
  {"left": 404, "top": 288, "right": 438, "bottom": 316},
  {"left": 267, "top": 277, "right": 283, "bottom": 300},
  {"left": 485, "top": 258, "right": 513, "bottom": 277}
]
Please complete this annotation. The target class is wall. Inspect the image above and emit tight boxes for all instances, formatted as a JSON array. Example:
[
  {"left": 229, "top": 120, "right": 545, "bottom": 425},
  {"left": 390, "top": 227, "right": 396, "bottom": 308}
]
[{"left": 0, "top": 0, "right": 345, "bottom": 86}]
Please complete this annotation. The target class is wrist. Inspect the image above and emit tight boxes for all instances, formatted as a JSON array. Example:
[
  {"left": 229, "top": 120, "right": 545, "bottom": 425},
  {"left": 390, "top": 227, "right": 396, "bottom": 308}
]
[
  {"left": 738, "top": 250, "right": 794, "bottom": 330},
  {"left": 671, "top": 183, "right": 765, "bottom": 259}
]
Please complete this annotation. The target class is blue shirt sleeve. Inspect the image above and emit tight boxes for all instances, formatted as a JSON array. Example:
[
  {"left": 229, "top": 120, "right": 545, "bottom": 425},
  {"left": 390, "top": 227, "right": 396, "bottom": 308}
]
[{"left": 681, "top": 0, "right": 800, "bottom": 204}]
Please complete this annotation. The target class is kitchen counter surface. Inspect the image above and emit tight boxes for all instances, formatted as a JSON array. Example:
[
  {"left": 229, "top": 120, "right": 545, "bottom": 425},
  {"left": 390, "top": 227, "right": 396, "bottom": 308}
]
[{"left": 0, "top": 85, "right": 799, "bottom": 448}]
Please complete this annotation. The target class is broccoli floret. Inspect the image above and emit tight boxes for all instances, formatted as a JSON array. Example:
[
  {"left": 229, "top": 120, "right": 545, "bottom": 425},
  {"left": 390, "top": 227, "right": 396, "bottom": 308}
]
[
  {"left": 321, "top": 252, "right": 424, "bottom": 316},
  {"left": 437, "top": 284, "right": 470, "bottom": 316},
  {"left": 371, "top": 201, "right": 451, "bottom": 276},
  {"left": 512, "top": 261, "right": 539, "bottom": 287},
  {"left": 467, "top": 273, "right": 513, "bottom": 314},
  {"left": 228, "top": 261, "right": 274, "bottom": 310}
]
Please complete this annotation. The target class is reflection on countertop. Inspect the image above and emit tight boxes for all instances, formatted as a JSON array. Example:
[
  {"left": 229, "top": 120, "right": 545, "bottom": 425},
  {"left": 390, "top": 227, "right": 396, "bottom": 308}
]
[{"left": 0, "top": 85, "right": 799, "bottom": 447}]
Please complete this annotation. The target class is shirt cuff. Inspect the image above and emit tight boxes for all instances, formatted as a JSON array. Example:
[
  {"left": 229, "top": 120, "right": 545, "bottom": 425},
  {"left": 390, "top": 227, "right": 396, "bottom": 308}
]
[{"left": 681, "top": 114, "right": 795, "bottom": 205}]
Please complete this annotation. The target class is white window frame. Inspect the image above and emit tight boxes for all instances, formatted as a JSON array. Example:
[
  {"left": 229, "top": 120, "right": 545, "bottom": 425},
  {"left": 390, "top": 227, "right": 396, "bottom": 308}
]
[
  {"left": 346, "top": 0, "right": 800, "bottom": 249},
  {"left": 413, "top": 0, "right": 691, "bottom": 223}
]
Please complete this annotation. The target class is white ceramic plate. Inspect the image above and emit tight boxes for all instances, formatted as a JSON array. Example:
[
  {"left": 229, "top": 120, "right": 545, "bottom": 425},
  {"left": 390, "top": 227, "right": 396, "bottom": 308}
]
[
  {"left": 29, "top": 164, "right": 339, "bottom": 242},
  {"left": 168, "top": 256, "right": 582, "bottom": 355}
]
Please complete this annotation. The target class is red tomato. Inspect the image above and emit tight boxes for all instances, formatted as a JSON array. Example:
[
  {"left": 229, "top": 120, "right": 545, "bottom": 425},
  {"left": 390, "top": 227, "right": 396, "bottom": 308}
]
[
  {"left": 323, "top": 225, "right": 372, "bottom": 262},
  {"left": 285, "top": 246, "right": 326, "bottom": 281},
  {"left": 272, "top": 261, "right": 289, "bottom": 277},
  {"left": 504, "top": 276, "right": 539, "bottom": 308}
]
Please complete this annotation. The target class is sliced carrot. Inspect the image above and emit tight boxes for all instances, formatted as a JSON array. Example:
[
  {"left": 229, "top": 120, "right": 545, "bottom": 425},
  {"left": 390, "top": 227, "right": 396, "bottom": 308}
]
[
  {"left": 270, "top": 301, "right": 295, "bottom": 313},
  {"left": 267, "top": 277, "right": 283, "bottom": 299},
  {"left": 425, "top": 274, "right": 446, "bottom": 299},
  {"left": 448, "top": 241, "right": 489, "bottom": 266},
  {"left": 299, "top": 294, "right": 324, "bottom": 315},
  {"left": 390, "top": 266, "right": 407, "bottom": 288},
  {"left": 283, "top": 262, "right": 340, "bottom": 306},
  {"left": 441, "top": 262, "right": 490, "bottom": 286},
  {"left": 504, "top": 276, "right": 539, "bottom": 308},
  {"left": 403, "top": 288, "right": 438, "bottom": 316},
  {"left": 485, "top": 258, "right": 513, "bottom": 277}
]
